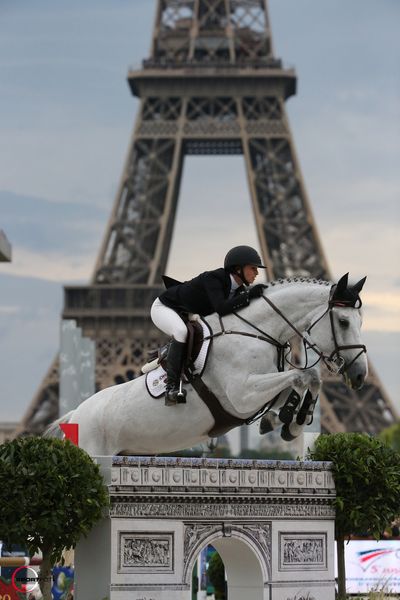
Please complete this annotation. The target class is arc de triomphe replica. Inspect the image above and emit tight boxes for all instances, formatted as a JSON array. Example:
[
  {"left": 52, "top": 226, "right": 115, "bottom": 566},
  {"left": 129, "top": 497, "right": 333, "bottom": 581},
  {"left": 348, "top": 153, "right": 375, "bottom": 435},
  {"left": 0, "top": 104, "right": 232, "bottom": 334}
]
[{"left": 75, "top": 456, "right": 336, "bottom": 600}]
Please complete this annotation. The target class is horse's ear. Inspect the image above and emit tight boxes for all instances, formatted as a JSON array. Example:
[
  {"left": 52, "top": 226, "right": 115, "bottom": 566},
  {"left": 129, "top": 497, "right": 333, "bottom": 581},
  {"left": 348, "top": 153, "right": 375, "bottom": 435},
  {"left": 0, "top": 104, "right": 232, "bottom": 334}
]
[
  {"left": 331, "top": 273, "right": 365, "bottom": 307},
  {"left": 351, "top": 276, "right": 367, "bottom": 295},
  {"left": 335, "top": 273, "right": 349, "bottom": 295}
]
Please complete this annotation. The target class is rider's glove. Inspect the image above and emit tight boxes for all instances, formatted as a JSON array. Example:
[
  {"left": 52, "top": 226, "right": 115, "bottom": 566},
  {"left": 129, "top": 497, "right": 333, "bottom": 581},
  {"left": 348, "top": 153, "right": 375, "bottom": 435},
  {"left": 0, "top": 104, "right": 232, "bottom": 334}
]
[{"left": 248, "top": 284, "right": 266, "bottom": 299}]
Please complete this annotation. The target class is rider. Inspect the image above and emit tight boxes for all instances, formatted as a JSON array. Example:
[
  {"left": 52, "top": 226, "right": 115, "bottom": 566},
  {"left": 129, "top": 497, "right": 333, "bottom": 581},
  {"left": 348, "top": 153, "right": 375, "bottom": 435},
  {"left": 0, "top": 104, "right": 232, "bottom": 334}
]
[{"left": 150, "top": 245, "right": 267, "bottom": 406}]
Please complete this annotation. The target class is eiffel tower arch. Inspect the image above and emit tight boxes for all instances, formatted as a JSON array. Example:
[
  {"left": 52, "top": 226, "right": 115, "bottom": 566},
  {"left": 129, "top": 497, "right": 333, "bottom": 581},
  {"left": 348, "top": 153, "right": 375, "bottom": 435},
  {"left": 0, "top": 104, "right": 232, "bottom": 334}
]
[{"left": 15, "top": 0, "right": 397, "bottom": 438}]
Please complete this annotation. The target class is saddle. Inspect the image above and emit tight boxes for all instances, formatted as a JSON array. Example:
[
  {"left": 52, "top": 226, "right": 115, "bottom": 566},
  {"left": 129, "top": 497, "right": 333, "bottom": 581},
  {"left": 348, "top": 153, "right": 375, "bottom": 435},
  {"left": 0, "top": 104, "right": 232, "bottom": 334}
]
[
  {"left": 143, "top": 317, "right": 212, "bottom": 401},
  {"left": 143, "top": 317, "right": 205, "bottom": 374}
]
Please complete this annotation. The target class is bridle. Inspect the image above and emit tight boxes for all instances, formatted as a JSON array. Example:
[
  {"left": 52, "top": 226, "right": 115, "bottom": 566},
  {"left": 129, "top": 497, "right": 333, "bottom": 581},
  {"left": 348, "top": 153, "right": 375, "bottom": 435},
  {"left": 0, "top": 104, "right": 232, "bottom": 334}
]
[
  {"left": 304, "top": 298, "right": 367, "bottom": 374},
  {"left": 206, "top": 285, "right": 367, "bottom": 375}
]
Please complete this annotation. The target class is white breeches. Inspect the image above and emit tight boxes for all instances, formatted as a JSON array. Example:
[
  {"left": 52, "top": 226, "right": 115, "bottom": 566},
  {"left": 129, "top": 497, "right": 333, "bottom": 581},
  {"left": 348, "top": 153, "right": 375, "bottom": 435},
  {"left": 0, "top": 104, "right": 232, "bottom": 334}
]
[{"left": 150, "top": 298, "right": 188, "bottom": 343}]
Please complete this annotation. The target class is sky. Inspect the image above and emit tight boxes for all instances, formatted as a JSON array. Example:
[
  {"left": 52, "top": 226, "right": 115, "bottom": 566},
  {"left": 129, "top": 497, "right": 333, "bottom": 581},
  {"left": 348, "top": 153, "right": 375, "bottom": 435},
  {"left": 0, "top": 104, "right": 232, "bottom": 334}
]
[{"left": 0, "top": 0, "right": 399, "bottom": 423}]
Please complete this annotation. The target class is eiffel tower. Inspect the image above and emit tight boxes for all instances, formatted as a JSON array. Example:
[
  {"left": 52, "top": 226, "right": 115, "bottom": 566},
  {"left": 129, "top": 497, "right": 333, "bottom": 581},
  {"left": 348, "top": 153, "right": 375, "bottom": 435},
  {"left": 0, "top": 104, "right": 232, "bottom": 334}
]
[{"left": 15, "top": 0, "right": 396, "bottom": 438}]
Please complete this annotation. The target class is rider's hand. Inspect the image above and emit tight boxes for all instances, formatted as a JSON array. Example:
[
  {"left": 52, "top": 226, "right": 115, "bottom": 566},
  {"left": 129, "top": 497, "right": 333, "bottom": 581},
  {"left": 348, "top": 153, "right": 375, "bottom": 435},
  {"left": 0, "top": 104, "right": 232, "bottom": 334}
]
[{"left": 248, "top": 284, "right": 266, "bottom": 299}]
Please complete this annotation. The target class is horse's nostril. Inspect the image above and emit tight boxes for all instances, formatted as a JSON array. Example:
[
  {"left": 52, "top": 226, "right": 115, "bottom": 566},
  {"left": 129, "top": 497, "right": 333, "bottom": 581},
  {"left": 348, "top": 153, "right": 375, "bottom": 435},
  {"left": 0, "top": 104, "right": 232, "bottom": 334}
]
[{"left": 355, "top": 372, "right": 365, "bottom": 389}]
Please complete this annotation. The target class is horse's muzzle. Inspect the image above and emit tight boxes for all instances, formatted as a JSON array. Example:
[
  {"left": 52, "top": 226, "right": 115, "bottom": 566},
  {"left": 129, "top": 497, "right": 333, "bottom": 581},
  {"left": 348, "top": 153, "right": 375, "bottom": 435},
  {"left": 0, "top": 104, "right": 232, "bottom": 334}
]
[{"left": 343, "top": 363, "right": 367, "bottom": 390}]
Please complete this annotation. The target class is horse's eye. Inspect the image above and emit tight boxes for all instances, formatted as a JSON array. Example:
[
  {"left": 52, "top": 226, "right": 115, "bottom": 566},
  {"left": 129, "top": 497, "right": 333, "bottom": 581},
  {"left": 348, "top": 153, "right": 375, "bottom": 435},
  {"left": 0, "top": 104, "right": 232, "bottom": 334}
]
[{"left": 338, "top": 318, "right": 349, "bottom": 329}]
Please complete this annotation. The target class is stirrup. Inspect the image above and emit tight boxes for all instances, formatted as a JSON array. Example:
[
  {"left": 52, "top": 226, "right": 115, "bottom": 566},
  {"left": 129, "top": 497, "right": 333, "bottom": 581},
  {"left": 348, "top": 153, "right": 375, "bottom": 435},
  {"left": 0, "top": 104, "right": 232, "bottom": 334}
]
[
  {"left": 176, "top": 380, "right": 187, "bottom": 404},
  {"left": 165, "top": 381, "right": 187, "bottom": 406}
]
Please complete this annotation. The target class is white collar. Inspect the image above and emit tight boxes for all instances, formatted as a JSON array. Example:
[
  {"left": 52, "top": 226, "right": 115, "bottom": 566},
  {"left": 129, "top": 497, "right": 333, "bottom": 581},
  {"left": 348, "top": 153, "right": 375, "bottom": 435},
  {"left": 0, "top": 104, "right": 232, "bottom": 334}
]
[
  {"left": 228, "top": 274, "right": 243, "bottom": 298},
  {"left": 230, "top": 274, "right": 240, "bottom": 291}
]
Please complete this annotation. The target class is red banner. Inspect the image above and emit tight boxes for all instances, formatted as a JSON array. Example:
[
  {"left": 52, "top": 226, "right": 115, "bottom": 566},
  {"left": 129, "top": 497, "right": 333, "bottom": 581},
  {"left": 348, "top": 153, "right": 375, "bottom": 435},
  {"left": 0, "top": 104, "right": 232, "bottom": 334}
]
[
  {"left": 0, "top": 577, "right": 26, "bottom": 599},
  {"left": 59, "top": 423, "right": 79, "bottom": 446}
]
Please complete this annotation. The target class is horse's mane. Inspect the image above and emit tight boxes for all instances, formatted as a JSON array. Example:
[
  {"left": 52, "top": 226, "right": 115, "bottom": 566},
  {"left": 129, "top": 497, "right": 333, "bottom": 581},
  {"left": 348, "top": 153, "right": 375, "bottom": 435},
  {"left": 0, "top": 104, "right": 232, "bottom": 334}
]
[{"left": 264, "top": 277, "right": 332, "bottom": 290}]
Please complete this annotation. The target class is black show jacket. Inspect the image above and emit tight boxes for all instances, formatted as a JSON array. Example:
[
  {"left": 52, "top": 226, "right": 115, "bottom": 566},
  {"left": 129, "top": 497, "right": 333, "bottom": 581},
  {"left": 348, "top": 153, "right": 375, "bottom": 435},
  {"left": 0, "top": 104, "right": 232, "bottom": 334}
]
[{"left": 159, "top": 268, "right": 249, "bottom": 317}]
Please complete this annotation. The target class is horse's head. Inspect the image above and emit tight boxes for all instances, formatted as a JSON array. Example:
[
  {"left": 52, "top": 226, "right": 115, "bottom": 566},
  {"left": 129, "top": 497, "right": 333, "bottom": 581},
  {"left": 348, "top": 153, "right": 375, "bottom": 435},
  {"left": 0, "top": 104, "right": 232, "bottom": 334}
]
[{"left": 307, "top": 273, "right": 368, "bottom": 390}]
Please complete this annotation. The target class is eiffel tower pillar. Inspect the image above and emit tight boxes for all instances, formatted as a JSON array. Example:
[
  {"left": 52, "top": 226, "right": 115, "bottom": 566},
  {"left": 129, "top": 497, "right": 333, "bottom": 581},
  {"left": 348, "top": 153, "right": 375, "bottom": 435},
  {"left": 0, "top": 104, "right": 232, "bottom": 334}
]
[{"left": 15, "top": 0, "right": 397, "bottom": 438}]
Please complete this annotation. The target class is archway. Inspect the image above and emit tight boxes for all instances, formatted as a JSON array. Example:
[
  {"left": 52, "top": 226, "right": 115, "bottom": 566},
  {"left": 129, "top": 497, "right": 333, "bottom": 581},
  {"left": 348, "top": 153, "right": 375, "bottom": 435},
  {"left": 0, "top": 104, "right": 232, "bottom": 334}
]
[
  {"left": 186, "top": 528, "right": 269, "bottom": 600},
  {"left": 75, "top": 457, "right": 336, "bottom": 600},
  {"left": 214, "top": 537, "right": 266, "bottom": 600}
]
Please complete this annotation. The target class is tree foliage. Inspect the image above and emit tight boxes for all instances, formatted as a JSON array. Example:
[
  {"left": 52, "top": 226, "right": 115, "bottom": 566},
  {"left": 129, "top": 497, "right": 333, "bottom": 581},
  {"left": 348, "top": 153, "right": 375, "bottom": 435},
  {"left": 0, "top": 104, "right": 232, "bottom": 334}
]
[
  {"left": 207, "top": 551, "right": 225, "bottom": 600},
  {"left": 380, "top": 422, "right": 400, "bottom": 454},
  {"left": 0, "top": 436, "right": 109, "bottom": 563},
  {"left": 307, "top": 433, "right": 400, "bottom": 599},
  {"left": 307, "top": 432, "right": 400, "bottom": 540}
]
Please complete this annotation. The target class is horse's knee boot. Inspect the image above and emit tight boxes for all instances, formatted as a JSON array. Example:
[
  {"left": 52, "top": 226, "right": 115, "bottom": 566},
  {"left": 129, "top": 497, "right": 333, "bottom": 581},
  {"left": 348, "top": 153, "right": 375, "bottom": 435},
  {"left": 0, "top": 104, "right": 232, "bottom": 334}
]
[
  {"left": 278, "top": 390, "right": 301, "bottom": 425},
  {"left": 296, "top": 390, "right": 314, "bottom": 426}
]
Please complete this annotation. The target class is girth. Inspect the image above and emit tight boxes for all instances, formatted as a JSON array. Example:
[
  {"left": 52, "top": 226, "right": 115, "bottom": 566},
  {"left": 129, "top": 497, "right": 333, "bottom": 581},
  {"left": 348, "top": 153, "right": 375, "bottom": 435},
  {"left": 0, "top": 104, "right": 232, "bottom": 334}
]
[
  {"left": 184, "top": 317, "right": 248, "bottom": 437},
  {"left": 187, "top": 374, "right": 247, "bottom": 438}
]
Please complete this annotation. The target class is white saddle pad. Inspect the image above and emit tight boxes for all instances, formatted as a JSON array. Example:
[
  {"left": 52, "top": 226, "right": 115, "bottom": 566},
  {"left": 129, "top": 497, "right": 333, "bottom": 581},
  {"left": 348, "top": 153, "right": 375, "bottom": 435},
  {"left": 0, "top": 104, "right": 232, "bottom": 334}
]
[{"left": 145, "top": 318, "right": 212, "bottom": 399}]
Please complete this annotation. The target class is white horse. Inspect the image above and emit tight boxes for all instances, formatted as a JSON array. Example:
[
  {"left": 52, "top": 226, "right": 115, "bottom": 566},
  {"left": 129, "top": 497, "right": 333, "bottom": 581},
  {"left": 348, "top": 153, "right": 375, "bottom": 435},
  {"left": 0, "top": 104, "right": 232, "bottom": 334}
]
[{"left": 45, "top": 274, "right": 367, "bottom": 456}]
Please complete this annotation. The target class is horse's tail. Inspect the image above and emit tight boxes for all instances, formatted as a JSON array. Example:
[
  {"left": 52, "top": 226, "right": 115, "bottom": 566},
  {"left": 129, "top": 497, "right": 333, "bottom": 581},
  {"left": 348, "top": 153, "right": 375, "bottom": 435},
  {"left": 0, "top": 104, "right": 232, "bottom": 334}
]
[{"left": 42, "top": 410, "right": 75, "bottom": 439}]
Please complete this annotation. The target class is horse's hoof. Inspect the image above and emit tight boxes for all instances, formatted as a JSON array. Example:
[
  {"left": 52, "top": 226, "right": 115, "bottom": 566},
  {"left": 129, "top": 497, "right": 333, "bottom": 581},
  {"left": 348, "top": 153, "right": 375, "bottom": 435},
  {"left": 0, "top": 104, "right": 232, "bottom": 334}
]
[
  {"left": 259, "top": 415, "right": 274, "bottom": 435},
  {"left": 281, "top": 424, "right": 296, "bottom": 442}
]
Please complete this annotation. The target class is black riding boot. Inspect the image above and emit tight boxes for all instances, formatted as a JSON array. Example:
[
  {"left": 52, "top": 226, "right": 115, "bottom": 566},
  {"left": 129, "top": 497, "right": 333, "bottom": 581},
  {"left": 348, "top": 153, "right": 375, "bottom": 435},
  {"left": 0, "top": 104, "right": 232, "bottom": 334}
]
[{"left": 165, "top": 340, "right": 187, "bottom": 406}]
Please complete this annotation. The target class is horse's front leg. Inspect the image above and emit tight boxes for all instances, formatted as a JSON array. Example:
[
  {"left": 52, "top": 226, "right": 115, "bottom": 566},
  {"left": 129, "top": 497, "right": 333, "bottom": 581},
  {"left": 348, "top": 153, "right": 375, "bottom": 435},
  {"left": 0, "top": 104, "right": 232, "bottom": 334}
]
[
  {"left": 291, "top": 367, "right": 321, "bottom": 402},
  {"left": 233, "top": 367, "right": 321, "bottom": 436},
  {"left": 280, "top": 367, "right": 322, "bottom": 442},
  {"left": 229, "top": 367, "right": 320, "bottom": 415}
]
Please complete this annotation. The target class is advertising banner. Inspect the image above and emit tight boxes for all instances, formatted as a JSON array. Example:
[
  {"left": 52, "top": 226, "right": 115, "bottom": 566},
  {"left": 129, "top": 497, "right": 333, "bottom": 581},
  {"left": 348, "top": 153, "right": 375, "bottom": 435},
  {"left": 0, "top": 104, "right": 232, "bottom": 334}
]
[{"left": 342, "top": 540, "right": 400, "bottom": 593}]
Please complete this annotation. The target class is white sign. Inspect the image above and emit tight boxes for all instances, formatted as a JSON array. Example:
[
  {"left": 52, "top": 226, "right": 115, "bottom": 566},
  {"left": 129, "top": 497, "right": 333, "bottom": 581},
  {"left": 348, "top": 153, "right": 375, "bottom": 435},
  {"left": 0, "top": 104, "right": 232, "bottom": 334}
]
[{"left": 339, "top": 540, "right": 400, "bottom": 593}]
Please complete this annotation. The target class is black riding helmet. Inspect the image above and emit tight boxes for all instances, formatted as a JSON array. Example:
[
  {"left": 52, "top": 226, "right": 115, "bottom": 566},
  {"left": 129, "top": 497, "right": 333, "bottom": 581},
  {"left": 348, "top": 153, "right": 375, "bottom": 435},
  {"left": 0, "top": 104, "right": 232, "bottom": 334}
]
[{"left": 224, "top": 245, "right": 266, "bottom": 286}]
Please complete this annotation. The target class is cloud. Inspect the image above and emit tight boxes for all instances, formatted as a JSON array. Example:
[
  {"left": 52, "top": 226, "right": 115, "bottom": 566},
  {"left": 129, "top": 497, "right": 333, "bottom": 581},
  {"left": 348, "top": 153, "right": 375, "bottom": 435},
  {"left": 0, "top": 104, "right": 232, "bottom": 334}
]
[
  {"left": 0, "top": 0, "right": 398, "bottom": 424},
  {"left": 323, "top": 221, "right": 400, "bottom": 288},
  {"left": 0, "top": 190, "right": 107, "bottom": 281},
  {"left": 363, "top": 295, "right": 400, "bottom": 333},
  {"left": 0, "top": 1, "right": 148, "bottom": 208},
  {"left": 0, "top": 305, "right": 20, "bottom": 315},
  {"left": 0, "top": 247, "right": 95, "bottom": 283},
  {"left": 0, "top": 273, "right": 62, "bottom": 421},
  {"left": 0, "top": 125, "right": 133, "bottom": 207},
  {"left": 321, "top": 219, "right": 400, "bottom": 333},
  {"left": 363, "top": 330, "right": 400, "bottom": 407}
]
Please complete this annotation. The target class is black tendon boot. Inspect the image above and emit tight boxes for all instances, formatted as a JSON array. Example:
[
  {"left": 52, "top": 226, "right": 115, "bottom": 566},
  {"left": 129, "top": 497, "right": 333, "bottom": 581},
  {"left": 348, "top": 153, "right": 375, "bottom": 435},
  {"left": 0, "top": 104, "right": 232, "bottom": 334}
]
[{"left": 165, "top": 340, "right": 187, "bottom": 406}]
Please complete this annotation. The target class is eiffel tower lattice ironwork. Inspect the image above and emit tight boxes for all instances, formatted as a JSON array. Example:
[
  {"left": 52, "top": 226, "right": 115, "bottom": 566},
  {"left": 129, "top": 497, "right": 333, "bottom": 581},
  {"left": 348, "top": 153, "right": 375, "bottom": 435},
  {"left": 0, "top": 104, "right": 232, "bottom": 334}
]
[{"left": 15, "top": 0, "right": 397, "bottom": 438}]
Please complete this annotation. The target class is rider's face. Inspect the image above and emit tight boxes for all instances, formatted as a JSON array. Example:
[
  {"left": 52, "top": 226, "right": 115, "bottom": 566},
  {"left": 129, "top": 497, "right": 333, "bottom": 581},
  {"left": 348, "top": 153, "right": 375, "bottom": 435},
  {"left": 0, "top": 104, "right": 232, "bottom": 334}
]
[{"left": 243, "top": 264, "right": 258, "bottom": 284}]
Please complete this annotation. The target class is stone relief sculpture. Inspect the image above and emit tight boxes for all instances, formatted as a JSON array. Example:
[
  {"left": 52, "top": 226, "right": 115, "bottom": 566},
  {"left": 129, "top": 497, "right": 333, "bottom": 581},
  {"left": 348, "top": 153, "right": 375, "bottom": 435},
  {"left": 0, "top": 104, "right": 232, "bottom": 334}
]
[
  {"left": 286, "top": 592, "right": 317, "bottom": 600},
  {"left": 241, "top": 523, "right": 272, "bottom": 562},
  {"left": 120, "top": 534, "right": 173, "bottom": 571},
  {"left": 111, "top": 501, "right": 335, "bottom": 520},
  {"left": 183, "top": 523, "right": 216, "bottom": 558},
  {"left": 281, "top": 535, "right": 326, "bottom": 569}
]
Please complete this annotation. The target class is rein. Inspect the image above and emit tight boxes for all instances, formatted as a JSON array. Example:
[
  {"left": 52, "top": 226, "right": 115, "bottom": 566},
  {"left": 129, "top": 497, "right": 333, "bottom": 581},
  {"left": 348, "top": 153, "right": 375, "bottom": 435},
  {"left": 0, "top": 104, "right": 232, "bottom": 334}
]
[
  {"left": 204, "top": 287, "right": 366, "bottom": 375},
  {"left": 261, "top": 292, "right": 366, "bottom": 374},
  {"left": 203, "top": 312, "right": 289, "bottom": 372}
]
